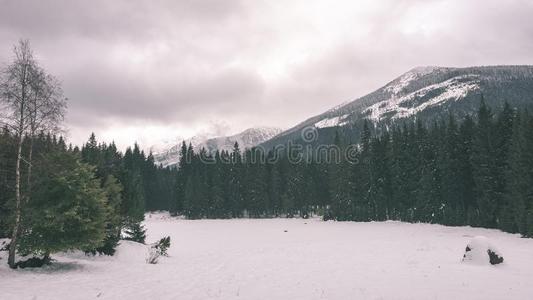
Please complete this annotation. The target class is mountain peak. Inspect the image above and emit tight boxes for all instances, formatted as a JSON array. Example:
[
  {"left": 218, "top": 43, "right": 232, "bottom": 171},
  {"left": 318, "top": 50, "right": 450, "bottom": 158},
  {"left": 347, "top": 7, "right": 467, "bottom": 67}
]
[
  {"left": 153, "top": 126, "right": 283, "bottom": 167},
  {"left": 385, "top": 66, "right": 444, "bottom": 95},
  {"left": 408, "top": 66, "right": 443, "bottom": 75},
  {"left": 261, "top": 65, "right": 533, "bottom": 149}
]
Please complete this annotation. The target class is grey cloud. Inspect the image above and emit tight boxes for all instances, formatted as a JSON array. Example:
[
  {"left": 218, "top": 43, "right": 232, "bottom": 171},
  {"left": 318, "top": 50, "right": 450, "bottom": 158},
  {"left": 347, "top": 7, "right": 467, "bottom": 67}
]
[
  {"left": 0, "top": 0, "right": 246, "bottom": 42},
  {"left": 64, "top": 62, "right": 265, "bottom": 123},
  {"left": 1, "top": 0, "right": 532, "bottom": 148}
]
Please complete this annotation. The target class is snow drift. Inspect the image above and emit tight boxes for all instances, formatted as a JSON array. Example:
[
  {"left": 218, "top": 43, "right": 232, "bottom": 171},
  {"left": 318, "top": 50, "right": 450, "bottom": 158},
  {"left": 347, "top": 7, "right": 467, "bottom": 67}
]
[{"left": 462, "top": 236, "right": 504, "bottom": 265}]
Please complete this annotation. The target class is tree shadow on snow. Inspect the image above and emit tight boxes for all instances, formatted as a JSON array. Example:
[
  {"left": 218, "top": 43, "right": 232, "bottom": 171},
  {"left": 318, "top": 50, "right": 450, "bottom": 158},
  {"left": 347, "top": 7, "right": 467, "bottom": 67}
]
[{"left": 18, "top": 261, "right": 85, "bottom": 274}]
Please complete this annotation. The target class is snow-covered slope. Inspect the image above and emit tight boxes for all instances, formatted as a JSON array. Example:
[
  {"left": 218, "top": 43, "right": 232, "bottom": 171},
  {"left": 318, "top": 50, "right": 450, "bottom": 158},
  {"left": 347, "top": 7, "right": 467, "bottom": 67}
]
[
  {"left": 2, "top": 214, "right": 533, "bottom": 299},
  {"left": 365, "top": 74, "right": 480, "bottom": 122},
  {"left": 314, "top": 114, "right": 350, "bottom": 128},
  {"left": 261, "top": 65, "right": 533, "bottom": 149},
  {"left": 153, "top": 127, "right": 282, "bottom": 167}
]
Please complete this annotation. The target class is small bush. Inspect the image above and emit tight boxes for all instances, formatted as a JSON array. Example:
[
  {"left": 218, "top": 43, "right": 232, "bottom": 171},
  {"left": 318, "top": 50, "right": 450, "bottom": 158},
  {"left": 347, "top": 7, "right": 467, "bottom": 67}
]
[
  {"left": 0, "top": 241, "right": 9, "bottom": 251},
  {"left": 154, "top": 236, "right": 171, "bottom": 256},
  {"left": 146, "top": 236, "right": 171, "bottom": 264},
  {"left": 146, "top": 247, "right": 160, "bottom": 264}
]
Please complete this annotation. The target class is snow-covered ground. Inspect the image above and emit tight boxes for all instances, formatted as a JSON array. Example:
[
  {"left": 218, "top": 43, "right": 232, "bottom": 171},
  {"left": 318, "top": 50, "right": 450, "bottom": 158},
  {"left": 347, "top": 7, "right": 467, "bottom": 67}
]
[{"left": 2, "top": 213, "right": 533, "bottom": 299}]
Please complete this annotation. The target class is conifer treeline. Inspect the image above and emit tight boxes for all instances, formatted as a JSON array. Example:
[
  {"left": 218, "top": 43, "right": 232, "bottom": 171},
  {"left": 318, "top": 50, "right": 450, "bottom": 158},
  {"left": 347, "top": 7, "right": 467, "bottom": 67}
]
[
  {"left": 0, "top": 131, "right": 71, "bottom": 237},
  {"left": 163, "top": 101, "right": 533, "bottom": 237},
  {"left": 0, "top": 130, "right": 175, "bottom": 254},
  {"left": 79, "top": 133, "right": 176, "bottom": 221},
  {"left": 2, "top": 101, "right": 533, "bottom": 241}
]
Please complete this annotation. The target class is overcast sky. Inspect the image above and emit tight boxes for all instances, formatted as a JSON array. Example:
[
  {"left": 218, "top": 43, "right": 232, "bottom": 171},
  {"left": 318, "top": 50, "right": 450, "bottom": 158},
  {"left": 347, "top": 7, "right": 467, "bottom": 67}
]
[{"left": 1, "top": 0, "right": 533, "bottom": 150}]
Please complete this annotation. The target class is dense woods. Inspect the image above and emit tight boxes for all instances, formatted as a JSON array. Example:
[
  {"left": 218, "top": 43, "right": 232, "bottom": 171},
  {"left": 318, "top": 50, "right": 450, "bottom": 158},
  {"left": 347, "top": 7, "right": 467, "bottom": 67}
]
[
  {"left": 144, "top": 101, "right": 533, "bottom": 237},
  {"left": 0, "top": 130, "right": 175, "bottom": 265}
]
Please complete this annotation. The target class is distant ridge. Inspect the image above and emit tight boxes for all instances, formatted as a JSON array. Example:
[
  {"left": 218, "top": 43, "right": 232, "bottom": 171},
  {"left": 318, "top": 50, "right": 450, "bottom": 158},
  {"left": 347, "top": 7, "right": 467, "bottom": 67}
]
[
  {"left": 153, "top": 127, "right": 282, "bottom": 167},
  {"left": 261, "top": 65, "right": 533, "bottom": 149}
]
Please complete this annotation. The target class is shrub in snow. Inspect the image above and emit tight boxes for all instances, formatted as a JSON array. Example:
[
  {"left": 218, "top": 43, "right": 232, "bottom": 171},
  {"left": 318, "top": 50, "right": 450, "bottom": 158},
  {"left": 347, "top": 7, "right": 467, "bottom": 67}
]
[
  {"left": 0, "top": 240, "right": 9, "bottom": 251},
  {"left": 154, "top": 236, "right": 171, "bottom": 256},
  {"left": 322, "top": 211, "right": 334, "bottom": 221},
  {"left": 146, "top": 247, "right": 160, "bottom": 264},
  {"left": 146, "top": 236, "right": 171, "bottom": 264},
  {"left": 462, "top": 236, "right": 504, "bottom": 265}
]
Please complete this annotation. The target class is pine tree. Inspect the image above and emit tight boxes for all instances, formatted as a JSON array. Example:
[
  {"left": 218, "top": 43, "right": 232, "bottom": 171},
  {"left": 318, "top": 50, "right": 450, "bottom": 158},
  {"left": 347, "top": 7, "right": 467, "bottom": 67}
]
[
  {"left": 183, "top": 168, "right": 207, "bottom": 219},
  {"left": 472, "top": 99, "right": 499, "bottom": 228},
  {"left": 0, "top": 128, "right": 16, "bottom": 238},
  {"left": 268, "top": 158, "right": 283, "bottom": 216},
  {"left": 504, "top": 111, "right": 533, "bottom": 235},
  {"left": 173, "top": 141, "right": 189, "bottom": 215},
  {"left": 121, "top": 168, "right": 145, "bottom": 222},
  {"left": 281, "top": 192, "right": 295, "bottom": 218},
  {"left": 390, "top": 124, "right": 418, "bottom": 221},
  {"left": 81, "top": 133, "right": 101, "bottom": 169},
  {"left": 86, "top": 175, "right": 123, "bottom": 255},
  {"left": 494, "top": 103, "right": 515, "bottom": 231},
  {"left": 19, "top": 152, "right": 108, "bottom": 258},
  {"left": 121, "top": 146, "right": 146, "bottom": 226},
  {"left": 208, "top": 151, "right": 226, "bottom": 218},
  {"left": 440, "top": 114, "right": 464, "bottom": 224},
  {"left": 414, "top": 121, "right": 442, "bottom": 223},
  {"left": 351, "top": 122, "right": 372, "bottom": 221},
  {"left": 369, "top": 132, "right": 393, "bottom": 221},
  {"left": 229, "top": 142, "right": 244, "bottom": 217},
  {"left": 244, "top": 149, "right": 269, "bottom": 217},
  {"left": 458, "top": 115, "right": 477, "bottom": 224},
  {"left": 328, "top": 131, "right": 352, "bottom": 220}
]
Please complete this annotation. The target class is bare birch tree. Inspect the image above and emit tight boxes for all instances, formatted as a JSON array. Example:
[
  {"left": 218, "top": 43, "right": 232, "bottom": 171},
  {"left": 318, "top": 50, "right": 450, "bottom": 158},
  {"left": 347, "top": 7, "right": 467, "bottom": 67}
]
[{"left": 0, "top": 39, "right": 66, "bottom": 268}]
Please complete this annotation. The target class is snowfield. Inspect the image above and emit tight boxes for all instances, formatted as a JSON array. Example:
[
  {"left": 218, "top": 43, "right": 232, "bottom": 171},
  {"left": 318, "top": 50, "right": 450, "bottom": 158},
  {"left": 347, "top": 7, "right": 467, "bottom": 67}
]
[{"left": 2, "top": 213, "right": 533, "bottom": 300}]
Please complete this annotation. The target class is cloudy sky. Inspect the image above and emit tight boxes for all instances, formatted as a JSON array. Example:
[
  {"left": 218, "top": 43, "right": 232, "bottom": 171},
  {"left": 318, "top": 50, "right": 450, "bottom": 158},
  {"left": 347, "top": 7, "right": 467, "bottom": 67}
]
[{"left": 1, "top": 0, "right": 532, "bottom": 150}]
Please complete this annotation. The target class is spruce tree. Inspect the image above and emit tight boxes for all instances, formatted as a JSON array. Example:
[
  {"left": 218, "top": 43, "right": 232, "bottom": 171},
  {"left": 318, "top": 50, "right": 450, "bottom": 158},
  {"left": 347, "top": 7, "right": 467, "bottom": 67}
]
[
  {"left": 504, "top": 111, "right": 533, "bottom": 235},
  {"left": 369, "top": 132, "right": 393, "bottom": 221},
  {"left": 184, "top": 169, "right": 206, "bottom": 219},
  {"left": 328, "top": 131, "right": 352, "bottom": 221},
  {"left": 86, "top": 175, "right": 123, "bottom": 255},
  {"left": 173, "top": 141, "right": 189, "bottom": 215},
  {"left": 351, "top": 122, "right": 372, "bottom": 221},
  {"left": 19, "top": 152, "right": 108, "bottom": 258},
  {"left": 472, "top": 99, "right": 499, "bottom": 228},
  {"left": 414, "top": 121, "right": 442, "bottom": 223},
  {"left": 268, "top": 159, "right": 283, "bottom": 217},
  {"left": 244, "top": 149, "right": 269, "bottom": 217},
  {"left": 494, "top": 103, "right": 515, "bottom": 231},
  {"left": 229, "top": 142, "right": 244, "bottom": 217},
  {"left": 458, "top": 115, "right": 477, "bottom": 224}
]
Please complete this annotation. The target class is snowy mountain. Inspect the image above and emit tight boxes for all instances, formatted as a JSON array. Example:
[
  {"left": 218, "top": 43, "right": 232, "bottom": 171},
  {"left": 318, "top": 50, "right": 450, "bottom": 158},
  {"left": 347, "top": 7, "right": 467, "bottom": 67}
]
[
  {"left": 153, "top": 127, "right": 283, "bottom": 167},
  {"left": 261, "top": 65, "right": 533, "bottom": 148}
]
